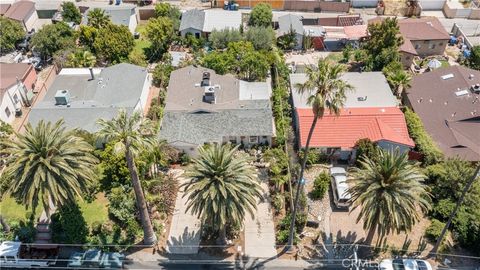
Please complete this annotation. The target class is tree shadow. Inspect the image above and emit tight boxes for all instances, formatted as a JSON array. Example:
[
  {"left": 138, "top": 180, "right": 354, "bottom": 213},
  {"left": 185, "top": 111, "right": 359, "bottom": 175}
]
[{"left": 162, "top": 226, "right": 201, "bottom": 255}]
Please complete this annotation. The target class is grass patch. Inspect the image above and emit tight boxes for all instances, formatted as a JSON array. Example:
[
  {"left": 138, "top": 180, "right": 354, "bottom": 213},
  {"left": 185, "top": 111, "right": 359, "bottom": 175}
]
[
  {"left": 440, "top": 60, "right": 450, "bottom": 68},
  {"left": 78, "top": 193, "right": 109, "bottom": 227},
  {"left": 133, "top": 23, "right": 151, "bottom": 55},
  {"left": 0, "top": 196, "right": 43, "bottom": 221},
  {"left": 325, "top": 52, "right": 343, "bottom": 62}
]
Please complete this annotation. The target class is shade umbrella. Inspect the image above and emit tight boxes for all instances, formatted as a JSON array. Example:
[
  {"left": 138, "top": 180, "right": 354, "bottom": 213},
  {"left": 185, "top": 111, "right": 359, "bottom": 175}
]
[{"left": 427, "top": 59, "right": 442, "bottom": 69}]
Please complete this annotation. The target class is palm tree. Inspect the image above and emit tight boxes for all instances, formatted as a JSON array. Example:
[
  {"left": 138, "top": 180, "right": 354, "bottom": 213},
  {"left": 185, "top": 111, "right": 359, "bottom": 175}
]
[
  {"left": 182, "top": 144, "right": 262, "bottom": 244},
  {"left": 0, "top": 120, "right": 97, "bottom": 215},
  {"left": 87, "top": 8, "right": 111, "bottom": 28},
  {"left": 347, "top": 149, "right": 430, "bottom": 247},
  {"left": 96, "top": 109, "right": 157, "bottom": 245},
  {"left": 67, "top": 50, "right": 96, "bottom": 68},
  {"left": 386, "top": 70, "right": 411, "bottom": 98},
  {"left": 287, "top": 59, "right": 353, "bottom": 247}
]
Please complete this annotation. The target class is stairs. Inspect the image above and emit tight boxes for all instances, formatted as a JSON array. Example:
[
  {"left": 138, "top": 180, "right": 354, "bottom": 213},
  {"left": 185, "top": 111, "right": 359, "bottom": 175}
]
[{"left": 35, "top": 222, "right": 52, "bottom": 243}]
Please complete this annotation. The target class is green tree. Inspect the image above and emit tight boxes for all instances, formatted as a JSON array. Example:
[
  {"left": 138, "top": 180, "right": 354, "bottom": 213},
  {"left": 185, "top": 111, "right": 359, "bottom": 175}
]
[
  {"left": 354, "top": 138, "right": 380, "bottom": 164},
  {"left": 128, "top": 50, "right": 148, "bottom": 67},
  {"left": 277, "top": 28, "right": 297, "bottom": 51},
  {"left": 94, "top": 24, "right": 134, "bottom": 64},
  {"left": 87, "top": 8, "right": 111, "bottom": 28},
  {"left": 465, "top": 45, "right": 480, "bottom": 70},
  {"left": 152, "top": 54, "right": 173, "bottom": 89},
  {"left": 182, "top": 144, "right": 262, "bottom": 244},
  {"left": 0, "top": 17, "right": 25, "bottom": 53},
  {"left": 0, "top": 121, "right": 13, "bottom": 138},
  {"left": 245, "top": 27, "right": 275, "bottom": 51},
  {"left": 347, "top": 149, "right": 430, "bottom": 246},
  {"left": 30, "top": 22, "right": 76, "bottom": 59},
  {"left": 78, "top": 25, "right": 97, "bottom": 51},
  {"left": 51, "top": 203, "right": 88, "bottom": 243},
  {"left": 386, "top": 69, "right": 412, "bottom": 97},
  {"left": 210, "top": 28, "right": 243, "bottom": 50},
  {"left": 154, "top": 2, "right": 181, "bottom": 30},
  {"left": 201, "top": 51, "right": 235, "bottom": 75},
  {"left": 363, "top": 18, "right": 403, "bottom": 71},
  {"left": 66, "top": 49, "right": 96, "bottom": 68},
  {"left": 288, "top": 60, "right": 353, "bottom": 247},
  {"left": 61, "top": 2, "right": 81, "bottom": 24},
  {"left": 96, "top": 110, "right": 158, "bottom": 245},
  {"left": 249, "top": 3, "right": 273, "bottom": 27},
  {"left": 0, "top": 120, "right": 98, "bottom": 214},
  {"left": 145, "top": 17, "right": 174, "bottom": 60}
]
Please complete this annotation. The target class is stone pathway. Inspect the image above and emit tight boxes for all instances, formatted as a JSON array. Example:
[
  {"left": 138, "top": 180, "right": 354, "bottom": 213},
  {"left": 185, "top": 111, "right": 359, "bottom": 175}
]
[
  {"left": 244, "top": 172, "right": 277, "bottom": 258},
  {"left": 165, "top": 169, "right": 202, "bottom": 254}
]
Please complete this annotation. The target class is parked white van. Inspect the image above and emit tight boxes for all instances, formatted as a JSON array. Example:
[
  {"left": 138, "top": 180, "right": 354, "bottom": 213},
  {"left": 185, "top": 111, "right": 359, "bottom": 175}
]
[{"left": 330, "top": 167, "right": 351, "bottom": 209}]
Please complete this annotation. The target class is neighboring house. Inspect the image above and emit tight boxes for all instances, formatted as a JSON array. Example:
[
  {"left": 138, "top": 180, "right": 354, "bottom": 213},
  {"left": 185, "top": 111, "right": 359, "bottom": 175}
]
[
  {"left": 159, "top": 66, "right": 275, "bottom": 156},
  {"left": 277, "top": 14, "right": 305, "bottom": 50},
  {"left": 291, "top": 72, "right": 413, "bottom": 160},
  {"left": 28, "top": 63, "right": 151, "bottom": 132},
  {"left": 404, "top": 66, "right": 480, "bottom": 161},
  {"left": 3, "top": 0, "right": 38, "bottom": 32},
  {"left": 0, "top": 63, "right": 37, "bottom": 124},
  {"left": 369, "top": 17, "right": 450, "bottom": 67},
  {"left": 179, "top": 9, "right": 242, "bottom": 38},
  {"left": 82, "top": 5, "right": 138, "bottom": 33}
]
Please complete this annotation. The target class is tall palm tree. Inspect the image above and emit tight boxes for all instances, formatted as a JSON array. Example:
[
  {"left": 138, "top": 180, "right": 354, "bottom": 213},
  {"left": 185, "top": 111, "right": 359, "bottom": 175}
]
[
  {"left": 87, "top": 8, "right": 111, "bottom": 28},
  {"left": 386, "top": 70, "right": 411, "bottom": 98},
  {"left": 96, "top": 109, "right": 157, "bottom": 245},
  {"left": 67, "top": 50, "right": 97, "bottom": 68},
  {"left": 287, "top": 59, "right": 353, "bottom": 247},
  {"left": 0, "top": 120, "right": 97, "bottom": 215},
  {"left": 347, "top": 149, "right": 430, "bottom": 247},
  {"left": 182, "top": 144, "right": 262, "bottom": 244}
]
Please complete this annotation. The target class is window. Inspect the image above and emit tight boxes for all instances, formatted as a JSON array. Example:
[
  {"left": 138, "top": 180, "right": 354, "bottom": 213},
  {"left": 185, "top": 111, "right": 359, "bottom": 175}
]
[
  {"left": 249, "top": 136, "right": 258, "bottom": 144},
  {"left": 13, "top": 94, "right": 19, "bottom": 104},
  {"left": 4, "top": 107, "right": 11, "bottom": 117}
]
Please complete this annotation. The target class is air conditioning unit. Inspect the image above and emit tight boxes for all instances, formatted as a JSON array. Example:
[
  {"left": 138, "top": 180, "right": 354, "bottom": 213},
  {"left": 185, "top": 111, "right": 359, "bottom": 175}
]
[{"left": 55, "top": 90, "right": 71, "bottom": 105}]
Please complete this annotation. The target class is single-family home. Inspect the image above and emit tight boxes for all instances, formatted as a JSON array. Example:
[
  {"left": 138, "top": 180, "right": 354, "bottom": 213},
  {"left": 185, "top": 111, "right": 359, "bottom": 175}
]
[
  {"left": 277, "top": 14, "right": 305, "bottom": 50},
  {"left": 179, "top": 9, "right": 242, "bottom": 38},
  {"left": 28, "top": 63, "right": 152, "bottom": 132},
  {"left": 82, "top": 5, "right": 138, "bottom": 33},
  {"left": 0, "top": 63, "right": 37, "bottom": 124},
  {"left": 404, "top": 66, "right": 480, "bottom": 161},
  {"left": 291, "top": 71, "right": 413, "bottom": 160},
  {"left": 369, "top": 17, "right": 450, "bottom": 67},
  {"left": 159, "top": 66, "right": 275, "bottom": 156},
  {"left": 3, "top": 0, "right": 38, "bottom": 32}
]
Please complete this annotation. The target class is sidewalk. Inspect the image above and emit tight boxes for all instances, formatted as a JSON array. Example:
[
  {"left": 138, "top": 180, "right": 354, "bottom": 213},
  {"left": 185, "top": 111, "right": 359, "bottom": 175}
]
[
  {"left": 244, "top": 174, "right": 277, "bottom": 258},
  {"left": 165, "top": 169, "right": 201, "bottom": 254}
]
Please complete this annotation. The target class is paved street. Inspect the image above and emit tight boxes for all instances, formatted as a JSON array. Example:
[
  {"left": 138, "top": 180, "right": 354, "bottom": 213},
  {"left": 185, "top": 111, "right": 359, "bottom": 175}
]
[
  {"left": 244, "top": 173, "right": 277, "bottom": 258},
  {"left": 166, "top": 169, "right": 202, "bottom": 254}
]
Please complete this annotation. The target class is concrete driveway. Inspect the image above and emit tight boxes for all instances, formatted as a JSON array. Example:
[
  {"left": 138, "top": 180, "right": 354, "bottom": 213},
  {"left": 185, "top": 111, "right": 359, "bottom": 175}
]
[
  {"left": 244, "top": 173, "right": 277, "bottom": 258},
  {"left": 166, "top": 169, "right": 201, "bottom": 254}
]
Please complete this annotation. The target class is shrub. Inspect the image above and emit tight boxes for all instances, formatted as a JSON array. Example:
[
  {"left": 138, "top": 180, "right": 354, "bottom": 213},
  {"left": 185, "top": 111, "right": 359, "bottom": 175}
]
[
  {"left": 299, "top": 149, "right": 321, "bottom": 167},
  {"left": 425, "top": 219, "right": 445, "bottom": 242},
  {"left": 404, "top": 108, "right": 443, "bottom": 165},
  {"left": 354, "top": 138, "right": 380, "bottom": 164},
  {"left": 272, "top": 194, "right": 284, "bottom": 214},
  {"left": 280, "top": 213, "right": 307, "bottom": 233},
  {"left": 51, "top": 204, "right": 89, "bottom": 244},
  {"left": 310, "top": 171, "right": 330, "bottom": 200},
  {"left": 107, "top": 186, "right": 137, "bottom": 226}
]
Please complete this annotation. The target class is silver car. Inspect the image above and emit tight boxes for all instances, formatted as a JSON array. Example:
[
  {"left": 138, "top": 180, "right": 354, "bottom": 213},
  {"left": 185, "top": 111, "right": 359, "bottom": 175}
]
[{"left": 330, "top": 167, "right": 350, "bottom": 209}]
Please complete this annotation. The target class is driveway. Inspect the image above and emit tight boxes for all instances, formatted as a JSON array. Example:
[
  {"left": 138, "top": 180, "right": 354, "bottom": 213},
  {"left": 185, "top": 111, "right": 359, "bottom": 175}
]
[
  {"left": 166, "top": 169, "right": 201, "bottom": 254},
  {"left": 244, "top": 171, "right": 277, "bottom": 258}
]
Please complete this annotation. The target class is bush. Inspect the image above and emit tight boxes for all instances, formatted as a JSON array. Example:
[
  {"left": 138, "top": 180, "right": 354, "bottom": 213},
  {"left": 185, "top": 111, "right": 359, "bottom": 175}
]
[
  {"left": 425, "top": 219, "right": 445, "bottom": 242},
  {"left": 404, "top": 108, "right": 443, "bottom": 165},
  {"left": 310, "top": 171, "right": 330, "bottom": 200},
  {"left": 354, "top": 138, "right": 380, "bottom": 164},
  {"left": 280, "top": 213, "right": 307, "bottom": 233},
  {"left": 51, "top": 204, "right": 89, "bottom": 244},
  {"left": 272, "top": 194, "right": 284, "bottom": 214},
  {"left": 298, "top": 149, "right": 323, "bottom": 167},
  {"left": 107, "top": 186, "right": 137, "bottom": 226}
]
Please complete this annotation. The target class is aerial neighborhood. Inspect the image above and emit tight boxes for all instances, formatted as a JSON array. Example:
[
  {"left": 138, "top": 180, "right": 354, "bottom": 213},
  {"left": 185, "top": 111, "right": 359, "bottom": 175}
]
[{"left": 0, "top": 0, "right": 479, "bottom": 269}]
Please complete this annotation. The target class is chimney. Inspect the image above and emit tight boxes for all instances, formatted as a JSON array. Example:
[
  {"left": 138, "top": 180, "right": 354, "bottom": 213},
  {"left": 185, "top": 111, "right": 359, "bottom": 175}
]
[
  {"left": 89, "top": 67, "right": 95, "bottom": 80},
  {"left": 201, "top": 71, "right": 210, "bottom": 87}
]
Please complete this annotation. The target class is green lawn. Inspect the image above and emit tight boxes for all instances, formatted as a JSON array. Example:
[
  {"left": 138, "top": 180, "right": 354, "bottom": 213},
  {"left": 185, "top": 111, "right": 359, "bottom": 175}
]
[
  {"left": 324, "top": 52, "right": 343, "bottom": 62},
  {"left": 133, "top": 23, "right": 151, "bottom": 55},
  {"left": 0, "top": 193, "right": 108, "bottom": 227},
  {"left": 0, "top": 196, "right": 43, "bottom": 221},
  {"left": 78, "top": 193, "right": 109, "bottom": 227}
]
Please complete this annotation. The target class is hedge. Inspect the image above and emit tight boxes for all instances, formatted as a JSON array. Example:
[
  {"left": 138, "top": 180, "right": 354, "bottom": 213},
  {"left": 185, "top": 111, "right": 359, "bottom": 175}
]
[{"left": 403, "top": 108, "right": 443, "bottom": 165}]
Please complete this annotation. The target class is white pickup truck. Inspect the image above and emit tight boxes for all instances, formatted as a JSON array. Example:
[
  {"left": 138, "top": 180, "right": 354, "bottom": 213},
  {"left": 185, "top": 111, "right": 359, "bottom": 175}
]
[{"left": 0, "top": 241, "right": 58, "bottom": 268}]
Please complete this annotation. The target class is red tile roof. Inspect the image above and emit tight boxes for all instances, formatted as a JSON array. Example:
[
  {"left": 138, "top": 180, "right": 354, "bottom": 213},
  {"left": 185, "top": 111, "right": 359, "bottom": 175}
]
[
  {"left": 344, "top": 25, "right": 368, "bottom": 40},
  {"left": 296, "top": 107, "right": 414, "bottom": 149}
]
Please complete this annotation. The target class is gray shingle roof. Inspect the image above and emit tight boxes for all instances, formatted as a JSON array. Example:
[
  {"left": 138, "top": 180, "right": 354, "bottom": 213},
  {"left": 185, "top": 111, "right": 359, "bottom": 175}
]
[
  {"left": 179, "top": 9, "right": 204, "bottom": 32},
  {"left": 29, "top": 63, "right": 148, "bottom": 132},
  {"left": 84, "top": 6, "right": 135, "bottom": 28},
  {"left": 278, "top": 14, "right": 304, "bottom": 36}
]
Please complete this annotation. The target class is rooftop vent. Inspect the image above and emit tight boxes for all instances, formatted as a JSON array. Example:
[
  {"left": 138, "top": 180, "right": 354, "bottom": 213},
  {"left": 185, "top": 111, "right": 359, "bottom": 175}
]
[
  {"left": 357, "top": 96, "right": 367, "bottom": 101},
  {"left": 54, "top": 90, "right": 71, "bottom": 105},
  {"left": 204, "top": 86, "right": 216, "bottom": 104},
  {"left": 455, "top": 89, "right": 469, "bottom": 96},
  {"left": 471, "top": 84, "right": 480, "bottom": 93},
  {"left": 201, "top": 72, "right": 210, "bottom": 87},
  {"left": 442, "top": 74, "right": 454, "bottom": 80}
]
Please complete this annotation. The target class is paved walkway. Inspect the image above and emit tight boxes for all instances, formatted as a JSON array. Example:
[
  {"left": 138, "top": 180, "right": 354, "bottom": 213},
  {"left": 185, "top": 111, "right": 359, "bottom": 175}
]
[
  {"left": 244, "top": 176, "right": 277, "bottom": 258},
  {"left": 166, "top": 169, "right": 201, "bottom": 254}
]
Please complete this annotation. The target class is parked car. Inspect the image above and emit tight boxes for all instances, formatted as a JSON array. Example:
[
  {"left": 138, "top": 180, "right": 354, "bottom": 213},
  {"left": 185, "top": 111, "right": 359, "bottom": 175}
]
[
  {"left": 330, "top": 166, "right": 350, "bottom": 209},
  {"left": 0, "top": 241, "right": 58, "bottom": 268},
  {"left": 379, "top": 258, "right": 433, "bottom": 270},
  {"left": 68, "top": 249, "right": 124, "bottom": 269}
]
